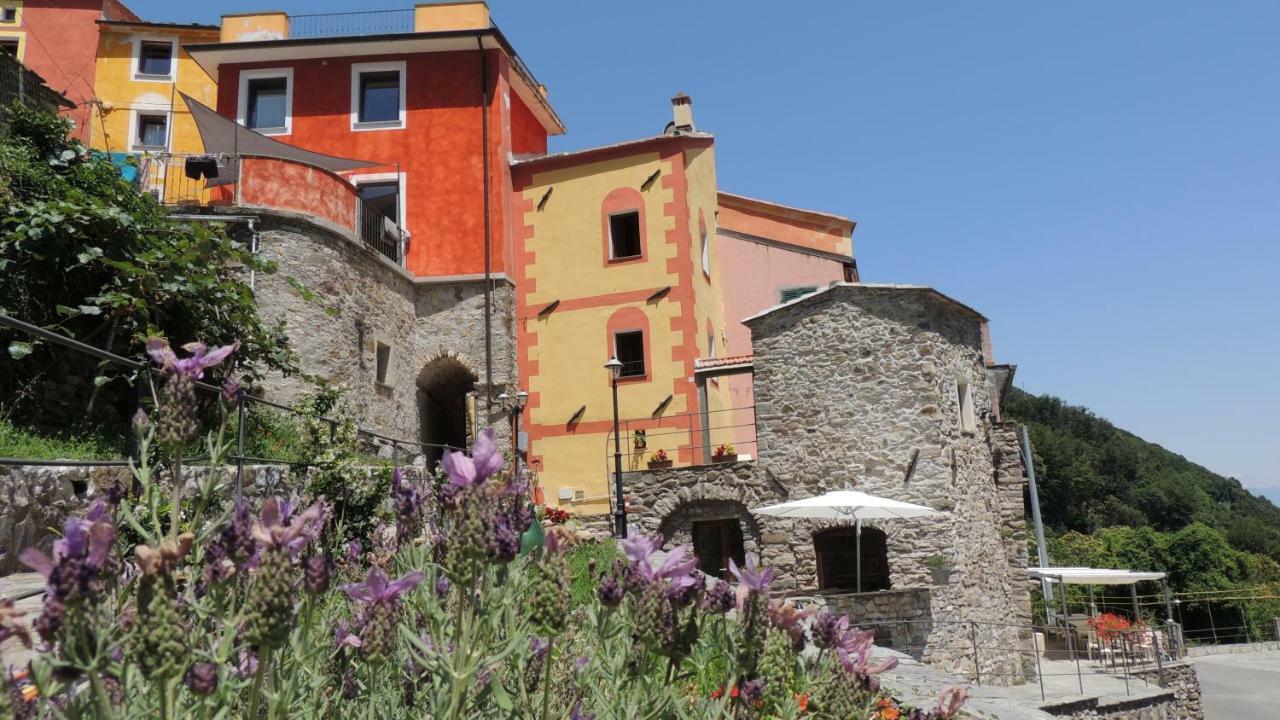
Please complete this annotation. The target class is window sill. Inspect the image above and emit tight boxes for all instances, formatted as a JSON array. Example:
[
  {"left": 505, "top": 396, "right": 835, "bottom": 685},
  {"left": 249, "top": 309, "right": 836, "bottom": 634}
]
[
  {"left": 250, "top": 127, "right": 290, "bottom": 137},
  {"left": 616, "top": 373, "right": 649, "bottom": 384},
  {"left": 133, "top": 73, "right": 175, "bottom": 83},
  {"left": 352, "top": 120, "right": 405, "bottom": 132},
  {"left": 132, "top": 145, "right": 168, "bottom": 153},
  {"left": 606, "top": 254, "right": 645, "bottom": 266}
]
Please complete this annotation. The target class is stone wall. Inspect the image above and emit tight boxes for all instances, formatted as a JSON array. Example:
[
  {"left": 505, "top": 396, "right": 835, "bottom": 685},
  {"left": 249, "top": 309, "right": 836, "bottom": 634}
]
[
  {"left": 738, "top": 283, "right": 1031, "bottom": 683},
  {"left": 241, "top": 211, "right": 516, "bottom": 449},
  {"left": 0, "top": 463, "right": 289, "bottom": 574},
  {"left": 1131, "top": 663, "right": 1203, "bottom": 720},
  {"left": 824, "top": 588, "right": 933, "bottom": 660}
]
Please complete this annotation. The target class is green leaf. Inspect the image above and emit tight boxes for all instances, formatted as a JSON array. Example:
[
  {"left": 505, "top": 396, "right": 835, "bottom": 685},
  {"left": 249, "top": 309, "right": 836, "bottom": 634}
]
[
  {"left": 93, "top": 375, "right": 111, "bottom": 388},
  {"left": 77, "top": 305, "right": 102, "bottom": 315},
  {"left": 490, "top": 677, "right": 514, "bottom": 712},
  {"left": 55, "top": 304, "right": 76, "bottom": 316},
  {"left": 8, "top": 341, "right": 34, "bottom": 359}
]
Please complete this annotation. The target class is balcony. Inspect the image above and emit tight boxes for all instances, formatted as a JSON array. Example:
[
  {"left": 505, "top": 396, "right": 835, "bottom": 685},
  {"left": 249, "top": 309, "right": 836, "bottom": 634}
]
[
  {"left": 288, "top": 10, "right": 415, "bottom": 40},
  {"left": 132, "top": 152, "right": 407, "bottom": 265}
]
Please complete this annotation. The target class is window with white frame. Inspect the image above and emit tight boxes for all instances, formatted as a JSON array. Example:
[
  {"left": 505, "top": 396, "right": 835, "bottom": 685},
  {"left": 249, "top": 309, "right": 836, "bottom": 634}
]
[
  {"left": 134, "top": 113, "right": 168, "bottom": 150},
  {"left": 350, "top": 61, "right": 405, "bottom": 130},
  {"left": 133, "top": 39, "right": 175, "bottom": 81},
  {"left": 238, "top": 68, "right": 292, "bottom": 135},
  {"left": 0, "top": 6, "right": 17, "bottom": 25},
  {"left": 701, "top": 228, "right": 710, "bottom": 277},
  {"left": 956, "top": 377, "right": 976, "bottom": 433}
]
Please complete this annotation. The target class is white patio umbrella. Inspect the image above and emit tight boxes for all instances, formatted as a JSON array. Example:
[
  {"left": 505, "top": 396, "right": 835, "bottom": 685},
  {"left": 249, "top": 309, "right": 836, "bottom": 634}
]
[{"left": 751, "top": 489, "right": 942, "bottom": 593}]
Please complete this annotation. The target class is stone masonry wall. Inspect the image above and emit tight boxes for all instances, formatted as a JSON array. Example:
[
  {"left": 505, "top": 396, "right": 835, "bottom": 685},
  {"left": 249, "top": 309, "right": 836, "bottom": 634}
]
[
  {"left": 741, "top": 284, "right": 1032, "bottom": 684},
  {"left": 1041, "top": 660, "right": 1203, "bottom": 720},
  {"left": 0, "top": 463, "right": 289, "bottom": 574},
  {"left": 245, "top": 212, "right": 516, "bottom": 449}
]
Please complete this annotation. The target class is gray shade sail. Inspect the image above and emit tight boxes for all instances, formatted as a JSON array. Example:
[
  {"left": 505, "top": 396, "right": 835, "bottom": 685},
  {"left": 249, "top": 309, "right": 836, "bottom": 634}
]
[{"left": 180, "top": 93, "right": 382, "bottom": 173}]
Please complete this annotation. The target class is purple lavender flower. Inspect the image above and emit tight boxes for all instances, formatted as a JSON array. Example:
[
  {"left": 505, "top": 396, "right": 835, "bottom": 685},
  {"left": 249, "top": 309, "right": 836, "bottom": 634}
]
[
  {"left": 333, "top": 620, "right": 363, "bottom": 650},
  {"left": 236, "top": 650, "right": 259, "bottom": 679},
  {"left": 19, "top": 499, "right": 117, "bottom": 618},
  {"left": 392, "top": 469, "right": 426, "bottom": 541},
  {"left": 440, "top": 427, "right": 503, "bottom": 488},
  {"left": 740, "top": 678, "right": 765, "bottom": 704},
  {"left": 596, "top": 574, "right": 623, "bottom": 607},
  {"left": 145, "top": 338, "right": 238, "bottom": 380},
  {"left": 728, "top": 554, "right": 775, "bottom": 595},
  {"left": 220, "top": 375, "right": 243, "bottom": 407},
  {"left": 935, "top": 686, "right": 967, "bottom": 719},
  {"left": 570, "top": 700, "right": 596, "bottom": 720},
  {"left": 304, "top": 556, "right": 332, "bottom": 594},
  {"left": 434, "top": 575, "right": 451, "bottom": 599},
  {"left": 702, "top": 579, "right": 734, "bottom": 614},
  {"left": 530, "top": 636, "right": 550, "bottom": 660},
  {"left": 131, "top": 408, "right": 150, "bottom": 434},
  {"left": 621, "top": 535, "right": 699, "bottom": 589},
  {"left": 184, "top": 662, "right": 219, "bottom": 696},
  {"left": 342, "top": 567, "right": 425, "bottom": 661},
  {"left": 811, "top": 611, "right": 848, "bottom": 650},
  {"left": 346, "top": 539, "right": 362, "bottom": 563},
  {"left": 251, "top": 497, "right": 327, "bottom": 559}
]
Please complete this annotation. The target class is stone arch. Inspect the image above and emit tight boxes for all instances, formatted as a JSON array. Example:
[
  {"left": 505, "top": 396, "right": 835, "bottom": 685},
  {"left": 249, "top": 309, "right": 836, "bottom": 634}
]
[
  {"left": 658, "top": 499, "right": 761, "bottom": 578},
  {"left": 416, "top": 353, "right": 478, "bottom": 467}
]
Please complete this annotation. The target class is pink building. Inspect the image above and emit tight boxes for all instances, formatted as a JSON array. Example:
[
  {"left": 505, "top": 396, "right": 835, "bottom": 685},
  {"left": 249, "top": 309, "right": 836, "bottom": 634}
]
[{"left": 710, "top": 191, "right": 857, "bottom": 454}]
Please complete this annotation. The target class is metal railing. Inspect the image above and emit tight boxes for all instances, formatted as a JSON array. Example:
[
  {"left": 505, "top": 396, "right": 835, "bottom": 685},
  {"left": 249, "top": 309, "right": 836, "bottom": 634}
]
[
  {"left": 607, "top": 404, "right": 759, "bottom": 470},
  {"left": 0, "top": 312, "right": 467, "bottom": 489},
  {"left": 135, "top": 152, "right": 237, "bottom": 207},
  {"left": 840, "top": 616, "right": 1184, "bottom": 702},
  {"left": 359, "top": 206, "right": 407, "bottom": 264},
  {"left": 289, "top": 9, "right": 416, "bottom": 39}
]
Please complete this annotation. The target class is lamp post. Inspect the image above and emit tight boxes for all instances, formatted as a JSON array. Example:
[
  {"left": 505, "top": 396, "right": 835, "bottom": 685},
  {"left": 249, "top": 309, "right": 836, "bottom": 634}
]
[
  {"left": 604, "top": 357, "right": 626, "bottom": 538},
  {"left": 498, "top": 390, "right": 530, "bottom": 481}
]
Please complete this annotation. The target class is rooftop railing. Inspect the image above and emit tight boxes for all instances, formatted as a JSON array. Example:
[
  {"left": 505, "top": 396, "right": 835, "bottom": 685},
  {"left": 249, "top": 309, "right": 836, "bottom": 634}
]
[{"left": 288, "top": 9, "right": 416, "bottom": 39}]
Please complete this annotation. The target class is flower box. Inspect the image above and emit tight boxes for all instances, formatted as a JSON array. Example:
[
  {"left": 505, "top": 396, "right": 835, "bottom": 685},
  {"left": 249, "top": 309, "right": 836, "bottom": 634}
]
[{"left": 647, "top": 459, "right": 673, "bottom": 469}]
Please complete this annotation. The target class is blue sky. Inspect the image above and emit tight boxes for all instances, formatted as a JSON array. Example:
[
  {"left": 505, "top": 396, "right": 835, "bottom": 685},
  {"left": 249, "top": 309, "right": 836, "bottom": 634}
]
[{"left": 134, "top": 1, "right": 1280, "bottom": 498}]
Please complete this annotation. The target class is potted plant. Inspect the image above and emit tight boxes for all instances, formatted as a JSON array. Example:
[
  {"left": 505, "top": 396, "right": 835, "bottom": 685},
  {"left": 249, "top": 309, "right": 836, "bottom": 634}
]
[
  {"left": 712, "top": 443, "right": 737, "bottom": 463},
  {"left": 925, "top": 555, "right": 952, "bottom": 585},
  {"left": 647, "top": 448, "right": 672, "bottom": 469}
]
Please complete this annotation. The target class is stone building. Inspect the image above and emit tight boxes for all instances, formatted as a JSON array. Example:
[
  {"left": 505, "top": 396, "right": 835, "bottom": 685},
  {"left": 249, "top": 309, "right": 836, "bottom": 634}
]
[{"left": 624, "top": 282, "right": 1033, "bottom": 683}]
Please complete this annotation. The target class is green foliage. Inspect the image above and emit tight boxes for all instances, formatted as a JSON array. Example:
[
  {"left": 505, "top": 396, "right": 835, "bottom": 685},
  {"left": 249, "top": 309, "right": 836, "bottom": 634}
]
[
  {"left": 0, "top": 102, "right": 294, "bottom": 427},
  {"left": 565, "top": 539, "right": 618, "bottom": 605},
  {"left": 1006, "top": 387, "right": 1280, "bottom": 560},
  {"left": 297, "top": 384, "right": 389, "bottom": 546},
  {"left": 0, "top": 414, "right": 127, "bottom": 460}
]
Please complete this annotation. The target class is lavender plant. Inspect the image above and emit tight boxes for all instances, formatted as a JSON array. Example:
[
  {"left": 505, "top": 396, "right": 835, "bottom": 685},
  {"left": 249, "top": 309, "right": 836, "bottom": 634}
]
[{"left": 2, "top": 340, "right": 968, "bottom": 720}]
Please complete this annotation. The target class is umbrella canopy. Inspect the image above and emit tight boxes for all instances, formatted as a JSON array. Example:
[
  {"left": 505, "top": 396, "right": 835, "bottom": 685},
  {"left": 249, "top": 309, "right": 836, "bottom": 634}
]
[
  {"left": 751, "top": 489, "right": 941, "bottom": 594},
  {"left": 751, "top": 489, "right": 941, "bottom": 520}
]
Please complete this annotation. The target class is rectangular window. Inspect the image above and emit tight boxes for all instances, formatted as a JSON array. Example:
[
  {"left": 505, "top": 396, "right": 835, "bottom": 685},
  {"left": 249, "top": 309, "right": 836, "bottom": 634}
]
[
  {"left": 358, "top": 180, "right": 401, "bottom": 260},
  {"left": 707, "top": 333, "right": 716, "bottom": 359},
  {"left": 614, "top": 330, "right": 645, "bottom": 378},
  {"left": 609, "top": 211, "right": 641, "bottom": 259},
  {"left": 375, "top": 342, "right": 391, "bottom": 385},
  {"left": 779, "top": 286, "right": 817, "bottom": 303},
  {"left": 0, "top": 38, "right": 17, "bottom": 57},
  {"left": 359, "top": 71, "right": 400, "bottom": 123},
  {"left": 247, "top": 76, "right": 288, "bottom": 132},
  {"left": 137, "top": 41, "right": 173, "bottom": 77},
  {"left": 957, "top": 378, "right": 976, "bottom": 433},
  {"left": 0, "top": 8, "right": 16, "bottom": 24},
  {"left": 135, "top": 114, "right": 167, "bottom": 149}
]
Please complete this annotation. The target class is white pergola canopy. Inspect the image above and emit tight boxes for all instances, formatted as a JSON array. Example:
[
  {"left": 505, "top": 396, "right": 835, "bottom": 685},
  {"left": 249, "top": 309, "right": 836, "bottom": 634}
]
[{"left": 1029, "top": 567, "right": 1167, "bottom": 585}]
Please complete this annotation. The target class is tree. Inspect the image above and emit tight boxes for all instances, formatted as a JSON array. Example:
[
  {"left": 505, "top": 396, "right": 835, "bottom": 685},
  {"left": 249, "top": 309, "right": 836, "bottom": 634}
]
[{"left": 0, "top": 102, "right": 294, "bottom": 427}]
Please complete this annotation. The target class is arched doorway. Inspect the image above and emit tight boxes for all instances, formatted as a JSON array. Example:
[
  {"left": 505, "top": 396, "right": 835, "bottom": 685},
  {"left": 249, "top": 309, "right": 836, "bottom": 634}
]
[
  {"left": 814, "top": 526, "right": 890, "bottom": 592},
  {"left": 658, "top": 499, "right": 756, "bottom": 579},
  {"left": 416, "top": 355, "right": 478, "bottom": 468}
]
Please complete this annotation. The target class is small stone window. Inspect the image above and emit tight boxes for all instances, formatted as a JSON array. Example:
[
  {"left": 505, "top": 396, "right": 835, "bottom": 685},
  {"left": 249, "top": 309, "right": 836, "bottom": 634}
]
[
  {"left": 957, "top": 377, "right": 976, "bottom": 434},
  {"left": 613, "top": 330, "right": 645, "bottom": 378},
  {"left": 608, "top": 211, "right": 642, "bottom": 260},
  {"left": 375, "top": 342, "right": 391, "bottom": 385}
]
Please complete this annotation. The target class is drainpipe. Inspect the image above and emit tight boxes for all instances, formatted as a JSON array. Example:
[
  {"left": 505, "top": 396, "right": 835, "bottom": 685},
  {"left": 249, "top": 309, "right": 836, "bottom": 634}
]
[
  {"left": 1020, "top": 424, "right": 1054, "bottom": 612},
  {"left": 478, "top": 36, "right": 493, "bottom": 416},
  {"left": 247, "top": 218, "right": 259, "bottom": 291}
]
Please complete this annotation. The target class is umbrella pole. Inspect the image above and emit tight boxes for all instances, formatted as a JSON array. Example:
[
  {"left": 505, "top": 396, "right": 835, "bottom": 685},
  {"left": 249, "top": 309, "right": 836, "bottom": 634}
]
[{"left": 856, "top": 518, "right": 862, "bottom": 594}]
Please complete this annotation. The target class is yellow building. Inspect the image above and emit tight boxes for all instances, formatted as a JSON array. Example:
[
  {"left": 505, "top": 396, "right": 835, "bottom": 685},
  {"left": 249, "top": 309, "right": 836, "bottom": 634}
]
[
  {"left": 512, "top": 96, "right": 737, "bottom": 516},
  {"left": 89, "top": 18, "right": 219, "bottom": 197}
]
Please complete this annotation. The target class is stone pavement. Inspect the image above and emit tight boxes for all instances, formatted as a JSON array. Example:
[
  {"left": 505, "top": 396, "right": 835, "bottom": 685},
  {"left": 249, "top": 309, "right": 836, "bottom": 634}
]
[
  {"left": 0, "top": 572, "right": 43, "bottom": 669},
  {"left": 1194, "top": 650, "right": 1280, "bottom": 719}
]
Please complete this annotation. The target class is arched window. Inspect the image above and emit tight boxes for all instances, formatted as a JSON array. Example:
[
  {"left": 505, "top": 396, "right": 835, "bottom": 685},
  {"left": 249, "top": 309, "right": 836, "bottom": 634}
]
[
  {"left": 601, "top": 187, "right": 647, "bottom": 264},
  {"left": 814, "top": 526, "right": 890, "bottom": 592},
  {"left": 605, "top": 307, "right": 651, "bottom": 383}
]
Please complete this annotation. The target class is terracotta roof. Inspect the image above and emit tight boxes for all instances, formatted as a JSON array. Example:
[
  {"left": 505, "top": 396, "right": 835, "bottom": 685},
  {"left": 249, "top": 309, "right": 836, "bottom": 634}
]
[{"left": 695, "top": 354, "right": 755, "bottom": 370}]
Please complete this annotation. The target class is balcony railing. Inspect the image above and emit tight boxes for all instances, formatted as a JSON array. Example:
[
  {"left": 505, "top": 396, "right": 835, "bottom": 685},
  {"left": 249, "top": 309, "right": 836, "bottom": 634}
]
[
  {"left": 134, "top": 152, "right": 235, "bottom": 207},
  {"left": 359, "top": 206, "right": 408, "bottom": 264},
  {"left": 288, "top": 9, "right": 415, "bottom": 39}
]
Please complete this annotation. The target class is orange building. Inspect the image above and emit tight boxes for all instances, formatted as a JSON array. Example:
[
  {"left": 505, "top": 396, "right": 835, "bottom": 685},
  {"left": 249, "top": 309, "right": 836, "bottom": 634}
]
[
  {"left": 186, "top": 2, "right": 563, "bottom": 279},
  {"left": 0, "top": 0, "right": 139, "bottom": 142}
]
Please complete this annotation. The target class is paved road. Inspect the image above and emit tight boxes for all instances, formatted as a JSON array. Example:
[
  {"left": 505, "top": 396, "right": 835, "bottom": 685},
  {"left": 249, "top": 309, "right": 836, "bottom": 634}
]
[{"left": 1196, "top": 651, "right": 1280, "bottom": 719}]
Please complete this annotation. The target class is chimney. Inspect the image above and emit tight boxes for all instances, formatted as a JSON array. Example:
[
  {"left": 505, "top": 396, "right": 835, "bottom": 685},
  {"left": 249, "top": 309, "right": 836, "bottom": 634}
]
[{"left": 671, "top": 93, "right": 694, "bottom": 133}]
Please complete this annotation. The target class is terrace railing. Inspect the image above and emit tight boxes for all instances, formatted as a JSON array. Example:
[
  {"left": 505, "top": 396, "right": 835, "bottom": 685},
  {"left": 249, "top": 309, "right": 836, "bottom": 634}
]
[
  {"left": 135, "top": 152, "right": 236, "bottom": 208},
  {"left": 289, "top": 9, "right": 416, "bottom": 39}
]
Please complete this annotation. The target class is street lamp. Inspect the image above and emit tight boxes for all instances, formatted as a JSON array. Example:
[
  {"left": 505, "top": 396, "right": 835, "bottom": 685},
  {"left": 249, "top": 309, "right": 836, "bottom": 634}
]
[
  {"left": 604, "top": 357, "right": 626, "bottom": 538},
  {"left": 513, "top": 389, "right": 528, "bottom": 479}
]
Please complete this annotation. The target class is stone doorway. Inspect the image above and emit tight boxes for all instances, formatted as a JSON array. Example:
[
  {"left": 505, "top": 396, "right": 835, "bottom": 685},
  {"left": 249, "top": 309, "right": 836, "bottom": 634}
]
[
  {"left": 691, "top": 518, "right": 745, "bottom": 579},
  {"left": 417, "top": 355, "right": 478, "bottom": 468},
  {"left": 814, "top": 526, "right": 890, "bottom": 591}
]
